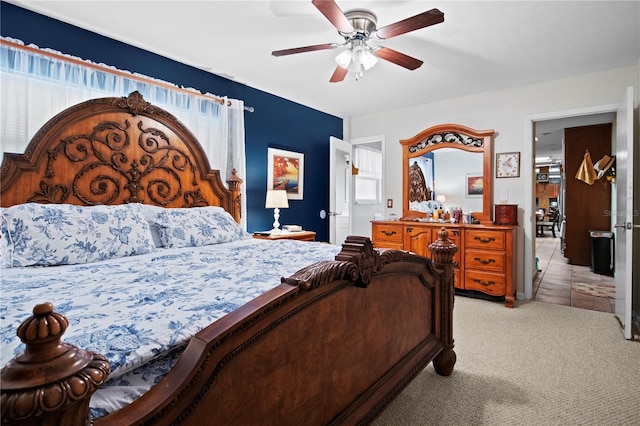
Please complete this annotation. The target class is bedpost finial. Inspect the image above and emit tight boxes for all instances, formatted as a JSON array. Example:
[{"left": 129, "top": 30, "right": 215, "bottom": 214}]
[
  {"left": 428, "top": 227, "right": 459, "bottom": 265},
  {"left": 227, "top": 168, "right": 243, "bottom": 190},
  {"left": 17, "top": 301, "right": 69, "bottom": 350},
  {"left": 2, "top": 302, "right": 109, "bottom": 390},
  {"left": 1, "top": 304, "right": 110, "bottom": 423}
]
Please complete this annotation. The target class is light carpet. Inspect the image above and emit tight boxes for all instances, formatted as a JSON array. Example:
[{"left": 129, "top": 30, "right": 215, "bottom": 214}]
[{"left": 374, "top": 297, "right": 640, "bottom": 426}]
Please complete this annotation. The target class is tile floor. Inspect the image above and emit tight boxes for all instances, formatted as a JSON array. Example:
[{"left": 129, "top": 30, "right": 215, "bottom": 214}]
[{"left": 534, "top": 231, "right": 616, "bottom": 313}]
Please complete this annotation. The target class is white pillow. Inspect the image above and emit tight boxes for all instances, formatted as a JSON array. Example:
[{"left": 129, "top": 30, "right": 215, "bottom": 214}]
[
  {"left": 141, "top": 205, "right": 249, "bottom": 249},
  {"left": 1, "top": 203, "right": 156, "bottom": 268}
]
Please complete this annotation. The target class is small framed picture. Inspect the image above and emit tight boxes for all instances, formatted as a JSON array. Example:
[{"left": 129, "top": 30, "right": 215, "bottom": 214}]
[
  {"left": 465, "top": 173, "right": 484, "bottom": 197},
  {"left": 267, "top": 148, "right": 304, "bottom": 200},
  {"left": 496, "top": 152, "right": 521, "bottom": 178}
]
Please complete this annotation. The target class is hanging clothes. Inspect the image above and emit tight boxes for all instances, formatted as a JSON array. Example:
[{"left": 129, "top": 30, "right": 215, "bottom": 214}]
[
  {"left": 593, "top": 154, "right": 616, "bottom": 180},
  {"left": 575, "top": 150, "right": 597, "bottom": 185}
]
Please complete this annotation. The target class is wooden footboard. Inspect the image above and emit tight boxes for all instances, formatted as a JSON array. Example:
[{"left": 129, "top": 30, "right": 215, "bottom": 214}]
[{"left": 1, "top": 232, "right": 457, "bottom": 426}]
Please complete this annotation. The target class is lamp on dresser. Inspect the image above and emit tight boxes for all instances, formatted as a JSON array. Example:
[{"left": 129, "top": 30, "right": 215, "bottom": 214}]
[{"left": 265, "top": 189, "right": 289, "bottom": 234}]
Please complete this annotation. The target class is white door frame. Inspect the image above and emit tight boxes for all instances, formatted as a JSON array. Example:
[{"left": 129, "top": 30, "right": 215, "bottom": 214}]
[
  {"left": 524, "top": 103, "right": 618, "bottom": 300},
  {"left": 614, "top": 86, "right": 634, "bottom": 339},
  {"left": 329, "top": 136, "right": 352, "bottom": 244}
]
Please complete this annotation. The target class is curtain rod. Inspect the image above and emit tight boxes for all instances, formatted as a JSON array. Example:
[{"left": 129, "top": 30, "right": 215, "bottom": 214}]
[{"left": 0, "top": 39, "right": 254, "bottom": 113}]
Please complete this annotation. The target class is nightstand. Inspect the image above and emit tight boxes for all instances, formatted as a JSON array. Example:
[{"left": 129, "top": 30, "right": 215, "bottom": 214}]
[{"left": 253, "top": 231, "right": 316, "bottom": 242}]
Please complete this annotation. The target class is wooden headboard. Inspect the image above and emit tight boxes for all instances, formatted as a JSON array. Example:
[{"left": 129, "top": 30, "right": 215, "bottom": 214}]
[{"left": 0, "top": 91, "right": 242, "bottom": 222}]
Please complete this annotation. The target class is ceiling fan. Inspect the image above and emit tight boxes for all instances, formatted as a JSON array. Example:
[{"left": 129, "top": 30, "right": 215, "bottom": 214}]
[{"left": 271, "top": 0, "right": 444, "bottom": 83}]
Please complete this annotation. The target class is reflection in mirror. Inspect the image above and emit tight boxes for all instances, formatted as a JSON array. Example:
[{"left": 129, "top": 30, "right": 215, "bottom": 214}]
[{"left": 408, "top": 148, "right": 483, "bottom": 214}]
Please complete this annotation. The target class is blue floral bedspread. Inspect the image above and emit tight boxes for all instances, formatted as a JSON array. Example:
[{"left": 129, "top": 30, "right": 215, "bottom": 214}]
[{"left": 0, "top": 238, "right": 341, "bottom": 415}]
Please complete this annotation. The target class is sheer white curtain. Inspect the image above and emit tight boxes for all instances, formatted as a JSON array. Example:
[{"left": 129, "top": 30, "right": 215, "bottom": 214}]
[
  {"left": 0, "top": 37, "right": 247, "bottom": 227},
  {"left": 353, "top": 145, "right": 382, "bottom": 204}
]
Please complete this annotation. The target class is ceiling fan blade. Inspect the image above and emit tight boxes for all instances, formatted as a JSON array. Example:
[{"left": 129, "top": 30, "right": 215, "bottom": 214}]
[
  {"left": 373, "top": 47, "right": 423, "bottom": 70},
  {"left": 373, "top": 8, "right": 444, "bottom": 40},
  {"left": 272, "top": 43, "right": 335, "bottom": 57},
  {"left": 329, "top": 66, "right": 348, "bottom": 83},
  {"left": 312, "top": 0, "right": 355, "bottom": 34}
]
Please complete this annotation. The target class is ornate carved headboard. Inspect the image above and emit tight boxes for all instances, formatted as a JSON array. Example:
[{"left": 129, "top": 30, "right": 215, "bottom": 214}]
[{"left": 0, "top": 92, "right": 242, "bottom": 222}]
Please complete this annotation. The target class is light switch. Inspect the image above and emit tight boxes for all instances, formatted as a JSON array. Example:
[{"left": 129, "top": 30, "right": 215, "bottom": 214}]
[{"left": 387, "top": 199, "right": 393, "bottom": 208}]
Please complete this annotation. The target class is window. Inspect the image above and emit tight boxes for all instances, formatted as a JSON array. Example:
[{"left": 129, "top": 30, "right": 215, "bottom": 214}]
[{"left": 354, "top": 145, "right": 382, "bottom": 204}]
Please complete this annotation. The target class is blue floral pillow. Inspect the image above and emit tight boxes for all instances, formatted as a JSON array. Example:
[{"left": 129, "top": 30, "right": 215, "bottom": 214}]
[
  {"left": 142, "top": 205, "right": 249, "bottom": 249},
  {"left": 0, "top": 203, "right": 156, "bottom": 268}
]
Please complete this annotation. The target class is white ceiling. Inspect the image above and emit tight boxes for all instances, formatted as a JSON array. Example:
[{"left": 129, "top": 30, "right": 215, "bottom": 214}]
[
  {"left": 8, "top": 0, "right": 639, "bottom": 120},
  {"left": 6, "top": 1, "right": 639, "bottom": 167}
]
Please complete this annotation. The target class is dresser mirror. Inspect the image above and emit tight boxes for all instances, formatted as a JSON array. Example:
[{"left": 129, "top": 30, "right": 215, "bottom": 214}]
[{"left": 400, "top": 124, "right": 494, "bottom": 224}]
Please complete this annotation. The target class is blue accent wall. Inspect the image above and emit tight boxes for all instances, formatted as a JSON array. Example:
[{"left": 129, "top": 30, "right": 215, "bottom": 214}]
[{"left": 0, "top": 2, "right": 342, "bottom": 241}]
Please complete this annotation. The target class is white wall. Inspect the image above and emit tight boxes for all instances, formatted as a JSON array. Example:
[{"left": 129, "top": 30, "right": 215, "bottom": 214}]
[{"left": 347, "top": 65, "right": 639, "bottom": 298}]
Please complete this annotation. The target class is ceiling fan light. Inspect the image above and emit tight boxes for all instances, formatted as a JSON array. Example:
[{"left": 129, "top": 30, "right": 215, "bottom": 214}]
[
  {"left": 352, "top": 46, "right": 366, "bottom": 64},
  {"left": 360, "top": 50, "right": 378, "bottom": 70},
  {"left": 347, "top": 61, "right": 363, "bottom": 73},
  {"left": 335, "top": 50, "right": 352, "bottom": 68}
]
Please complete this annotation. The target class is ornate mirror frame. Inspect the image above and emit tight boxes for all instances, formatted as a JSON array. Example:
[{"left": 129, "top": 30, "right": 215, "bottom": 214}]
[{"left": 400, "top": 123, "right": 494, "bottom": 224}]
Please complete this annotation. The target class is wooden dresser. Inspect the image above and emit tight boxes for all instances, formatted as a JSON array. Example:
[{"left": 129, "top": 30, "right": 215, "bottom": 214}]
[{"left": 373, "top": 221, "right": 517, "bottom": 307}]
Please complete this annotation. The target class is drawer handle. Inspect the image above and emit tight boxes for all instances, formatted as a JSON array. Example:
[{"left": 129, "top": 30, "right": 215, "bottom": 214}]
[
  {"left": 472, "top": 278, "right": 495, "bottom": 287},
  {"left": 474, "top": 236, "right": 496, "bottom": 244},
  {"left": 406, "top": 227, "right": 413, "bottom": 233},
  {"left": 474, "top": 257, "right": 495, "bottom": 265},
  {"left": 382, "top": 230, "right": 397, "bottom": 237}
]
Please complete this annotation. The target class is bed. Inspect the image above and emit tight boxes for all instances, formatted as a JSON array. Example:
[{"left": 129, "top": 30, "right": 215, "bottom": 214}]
[{"left": 0, "top": 92, "right": 458, "bottom": 425}]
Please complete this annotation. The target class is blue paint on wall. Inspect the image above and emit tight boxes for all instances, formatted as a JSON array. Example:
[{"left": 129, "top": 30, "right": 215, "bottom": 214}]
[{"left": 0, "top": 1, "right": 343, "bottom": 241}]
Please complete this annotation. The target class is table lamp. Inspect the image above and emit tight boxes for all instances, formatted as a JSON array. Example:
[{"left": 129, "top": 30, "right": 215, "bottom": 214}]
[{"left": 265, "top": 189, "right": 289, "bottom": 233}]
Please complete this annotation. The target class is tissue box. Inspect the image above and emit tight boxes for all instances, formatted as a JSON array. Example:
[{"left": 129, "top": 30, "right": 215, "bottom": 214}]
[{"left": 283, "top": 225, "right": 302, "bottom": 232}]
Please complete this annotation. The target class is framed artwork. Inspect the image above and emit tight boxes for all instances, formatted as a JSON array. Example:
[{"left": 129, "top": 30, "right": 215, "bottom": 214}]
[
  {"left": 496, "top": 151, "right": 521, "bottom": 178},
  {"left": 267, "top": 148, "right": 304, "bottom": 200},
  {"left": 465, "top": 173, "right": 483, "bottom": 197}
]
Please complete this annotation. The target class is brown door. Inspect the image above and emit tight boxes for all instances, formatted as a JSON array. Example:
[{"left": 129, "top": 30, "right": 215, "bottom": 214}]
[{"left": 563, "top": 123, "right": 612, "bottom": 266}]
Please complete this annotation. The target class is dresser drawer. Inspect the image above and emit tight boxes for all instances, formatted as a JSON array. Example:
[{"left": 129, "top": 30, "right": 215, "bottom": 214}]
[
  {"left": 373, "top": 224, "right": 403, "bottom": 243},
  {"left": 465, "top": 249, "right": 506, "bottom": 272},
  {"left": 465, "top": 229, "right": 505, "bottom": 250},
  {"left": 373, "top": 241, "right": 404, "bottom": 250},
  {"left": 465, "top": 270, "right": 505, "bottom": 296}
]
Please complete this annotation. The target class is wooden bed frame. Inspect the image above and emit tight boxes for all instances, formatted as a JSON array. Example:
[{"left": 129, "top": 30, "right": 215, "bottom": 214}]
[{"left": 0, "top": 92, "right": 458, "bottom": 425}]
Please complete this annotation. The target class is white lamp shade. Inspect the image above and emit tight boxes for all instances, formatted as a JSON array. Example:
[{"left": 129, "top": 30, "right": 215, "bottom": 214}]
[
  {"left": 334, "top": 42, "right": 378, "bottom": 78},
  {"left": 360, "top": 50, "right": 378, "bottom": 70},
  {"left": 335, "top": 50, "right": 352, "bottom": 68},
  {"left": 436, "top": 195, "right": 446, "bottom": 203},
  {"left": 265, "top": 190, "right": 289, "bottom": 209}
]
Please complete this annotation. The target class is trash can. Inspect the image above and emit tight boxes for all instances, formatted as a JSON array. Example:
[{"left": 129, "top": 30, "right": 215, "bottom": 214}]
[{"left": 589, "top": 231, "right": 614, "bottom": 276}]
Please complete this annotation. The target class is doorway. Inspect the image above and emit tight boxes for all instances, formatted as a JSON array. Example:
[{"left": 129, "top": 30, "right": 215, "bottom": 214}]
[
  {"left": 329, "top": 135, "right": 385, "bottom": 244},
  {"left": 350, "top": 135, "right": 385, "bottom": 238},
  {"left": 531, "top": 112, "right": 616, "bottom": 313}
]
